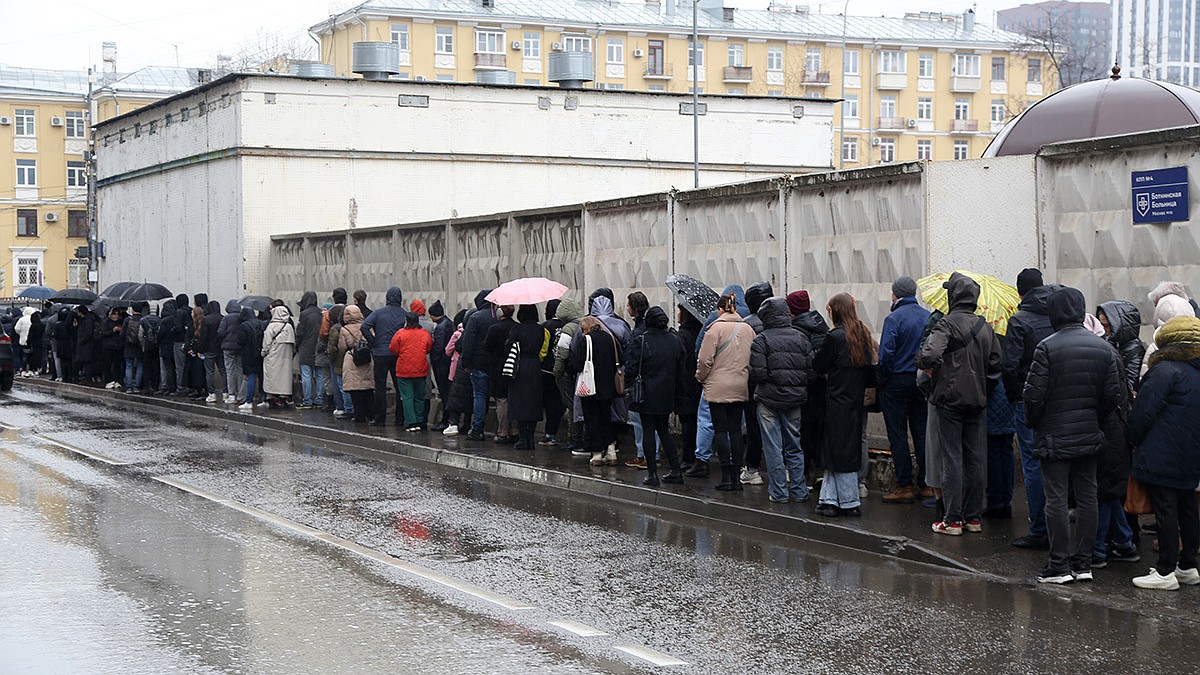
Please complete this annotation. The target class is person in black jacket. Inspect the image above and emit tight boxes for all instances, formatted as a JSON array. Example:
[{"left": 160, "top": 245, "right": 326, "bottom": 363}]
[
  {"left": 121, "top": 303, "right": 144, "bottom": 393},
  {"left": 155, "top": 299, "right": 176, "bottom": 394},
  {"left": 74, "top": 305, "right": 100, "bottom": 383},
  {"left": 170, "top": 294, "right": 192, "bottom": 395},
  {"left": 504, "top": 305, "right": 549, "bottom": 451},
  {"left": 1096, "top": 300, "right": 1145, "bottom": 395},
  {"left": 627, "top": 306, "right": 687, "bottom": 486},
  {"left": 740, "top": 281, "right": 774, "bottom": 486},
  {"left": 750, "top": 297, "right": 815, "bottom": 503},
  {"left": 1127, "top": 315, "right": 1200, "bottom": 590},
  {"left": 200, "top": 300, "right": 225, "bottom": 401},
  {"left": 539, "top": 299, "right": 565, "bottom": 444},
  {"left": 459, "top": 290, "right": 496, "bottom": 441},
  {"left": 570, "top": 316, "right": 623, "bottom": 465},
  {"left": 788, "top": 290, "right": 829, "bottom": 482},
  {"left": 1003, "top": 269, "right": 1057, "bottom": 550},
  {"left": 100, "top": 307, "right": 125, "bottom": 388},
  {"left": 625, "top": 291, "right": 652, "bottom": 469},
  {"left": 484, "top": 305, "right": 518, "bottom": 443},
  {"left": 52, "top": 307, "right": 75, "bottom": 383},
  {"left": 429, "top": 301, "right": 454, "bottom": 430},
  {"left": 1023, "top": 286, "right": 1124, "bottom": 584},
  {"left": 675, "top": 306, "right": 703, "bottom": 469},
  {"left": 294, "top": 291, "right": 323, "bottom": 409},
  {"left": 236, "top": 307, "right": 265, "bottom": 409}
]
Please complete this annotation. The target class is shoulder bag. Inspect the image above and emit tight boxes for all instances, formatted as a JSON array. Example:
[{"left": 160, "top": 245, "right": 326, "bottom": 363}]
[
  {"left": 575, "top": 334, "right": 597, "bottom": 397},
  {"left": 502, "top": 340, "right": 521, "bottom": 378},
  {"left": 627, "top": 335, "right": 645, "bottom": 406},
  {"left": 350, "top": 328, "right": 372, "bottom": 366},
  {"left": 611, "top": 332, "right": 626, "bottom": 397}
]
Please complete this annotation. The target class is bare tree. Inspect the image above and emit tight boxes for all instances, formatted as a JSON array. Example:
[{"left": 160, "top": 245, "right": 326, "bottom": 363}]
[
  {"left": 1008, "top": 4, "right": 1110, "bottom": 88},
  {"left": 215, "top": 28, "right": 317, "bottom": 74}
]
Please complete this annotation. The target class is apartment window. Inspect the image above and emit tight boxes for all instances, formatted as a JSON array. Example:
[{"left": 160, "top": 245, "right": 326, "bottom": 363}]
[
  {"left": 727, "top": 87, "right": 744, "bottom": 95},
  {"left": 476, "top": 29, "right": 504, "bottom": 54},
  {"left": 844, "top": 94, "right": 858, "bottom": 118},
  {"left": 954, "top": 140, "right": 969, "bottom": 160},
  {"left": 16, "top": 256, "right": 41, "bottom": 285},
  {"left": 647, "top": 39, "right": 665, "bottom": 75},
  {"left": 843, "top": 49, "right": 859, "bottom": 75},
  {"left": 68, "top": 258, "right": 88, "bottom": 288},
  {"left": 805, "top": 47, "right": 821, "bottom": 73},
  {"left": 65, "top": 110, "right": 86, "bottom": 138},
  {"left": 917, "top": 53, "right": 934, "bottom": 78},
  {"left": 880, "top": 95, "right": 896, "bottom": 118},
  {"left": 391, "top": 24, "right": 409, "bottom": 50},
  {"left": 953, "top": 53, "right": 980, "bottom": 77},
  {"left": 564, "top": 35, "right": 592, "bottom": 53},
  {"left": 879, "top": 50, "right": 905, "bottom": 73},
  {"left": 687, "top": 86, "right": 704, "bottom": 93},
  {"left": 16, "top": 209, "right": 37, "bottom": 238},
  {"left": 917, "top": 139, "right": 932, "bottom": 160},
  {"left": 524, "top": 78, "right": 540, "bottom": 86},
  {"left": 436, "top": 27, "right": 454, "bottom": 53},
  {"left": 991, "top": 56, "right": 1006, "bottom": 80},
  {"left": 767, "top": 89, "right": 783, "bottom": 97},
  {"left": 879, "top": 138, "right": 895, "bottom": 163},
  {"left": 767, "top": 45, "right": 783, "bottom": 71},
  {"left": 648, "top": 84, "right": 666, "bottom": 91},
  {"left": 1027, "top": 58, "right": 1042, "bottom": 82},
  {"left": 607, "top": 38, "right": 624, "bottom": 64},
  {"left": 435, "top": 74, "right": 454, "bottom": 81},
  {"left": 688, "top": 40, "right": 704, "bottom": 67},
  {"left": 66, "top": 160, "right": 86, "bottom": 188},
  {"left": 917, "top": 97, "right": 933, "bottom": 120},
  {"left": 842, "top": 138, "right": 858, "bottom": 162},
  {"left": 728, "top": 44, "right": 744, "bottom": 67},
  {"left": 991, "top": 99, "right": 1007, "bottom": 123},
  {"left": 523, "top": 32, "right": 540, "bottom": 58},
  {"left": 68, "top": 210, "right": 87, "bottom": 238},
  {"left": 954, "top": 98, "right": 970, "bottom": 120},
  {"left": 16, "top": 159, "right": 36, "bottom": 186},
  {"left": 14, "top": 109, "right": 35, "bottom": 136}
]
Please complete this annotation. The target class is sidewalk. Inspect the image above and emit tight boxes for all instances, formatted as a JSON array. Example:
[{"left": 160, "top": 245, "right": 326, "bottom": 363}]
[{"left": 21, "top": 378, "right": 1200, "bottom": 622}]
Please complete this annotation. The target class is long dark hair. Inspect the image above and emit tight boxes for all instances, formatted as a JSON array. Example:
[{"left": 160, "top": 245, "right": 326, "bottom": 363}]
[{"left": 828, "top": 293, "right": 874, "bottom": 368}]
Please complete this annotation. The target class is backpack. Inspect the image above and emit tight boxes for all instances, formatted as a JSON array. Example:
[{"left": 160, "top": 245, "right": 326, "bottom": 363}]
[
  {"left": 348, "top": 327, "right": 371, "bottom": 366},
  {"left": 125, "top": 317, "right": 141, "bottom": 347},
  {"left": 140, "top": 315, "right": 160, "bottom": 352}
]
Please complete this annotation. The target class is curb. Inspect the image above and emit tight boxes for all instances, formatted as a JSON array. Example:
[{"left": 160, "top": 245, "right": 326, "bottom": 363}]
[{"left": 21, "top": 379, "right": 977, "bottom": 574}]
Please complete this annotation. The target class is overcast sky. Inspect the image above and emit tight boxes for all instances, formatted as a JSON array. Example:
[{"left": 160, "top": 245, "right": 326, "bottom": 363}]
[{"left": 1, "top": 0, "right": 1019, "bottom": 73}]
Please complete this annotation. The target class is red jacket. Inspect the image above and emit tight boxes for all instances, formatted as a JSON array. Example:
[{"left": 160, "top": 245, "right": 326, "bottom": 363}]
[{"left": 389, "top": 326, "right": 432, "bottom": 377}]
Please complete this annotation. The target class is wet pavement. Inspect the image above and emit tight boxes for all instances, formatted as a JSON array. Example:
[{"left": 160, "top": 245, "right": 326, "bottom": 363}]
[{"left": 3, "top": 385, "right": 1200, "bottom": 672}]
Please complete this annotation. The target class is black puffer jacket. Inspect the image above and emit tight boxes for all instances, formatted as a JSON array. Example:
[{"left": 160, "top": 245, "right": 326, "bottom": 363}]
[
  {"left": 1002, "top": 284, "right": 1056, "bottom": 402},
  {"left": 743, "top": 282, "right": 774, "bottom": 335},
  {"left": 792, "top": 311, "right": 829, "bottom": 354},
  {"left": 1128, "top": 339, "right": 1200, "bottom": 490},
  {"left": 749, "top": 297, "right": 814, "bottom": 409},
  {"left": 626, "top": 306, "right": 686, "bottom": 415},
  {"left": 916, "top": 273, "right": 1001, "bottom": 412},
  {"left": 1097, "top": 300, "right": 1145, "bottom": 395},
  {"left": 1023, "top": 287, "right": 1124, "bottom": 461},
  {"left": 294, "top": 291, "right": 321, "bottom": 366},
  {"left": 675, "top": 312, "right": 702, "bottom": 416}
]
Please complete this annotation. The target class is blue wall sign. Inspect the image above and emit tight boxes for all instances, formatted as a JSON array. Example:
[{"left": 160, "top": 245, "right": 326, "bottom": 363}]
[{"left": 1132, "top": 167, "right": 1189, "bottom": 224}]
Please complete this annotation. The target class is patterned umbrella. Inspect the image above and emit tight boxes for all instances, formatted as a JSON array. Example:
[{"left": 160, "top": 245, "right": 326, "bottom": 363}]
[
  {"left": 666, "top": 274, "right": 720, "bottom": 323},
  {"left": 917, "top": 270, "right": 1021, "bottom": 336},
  {"left": 485, "top": 277, "right": 569, "bottom": 306}
]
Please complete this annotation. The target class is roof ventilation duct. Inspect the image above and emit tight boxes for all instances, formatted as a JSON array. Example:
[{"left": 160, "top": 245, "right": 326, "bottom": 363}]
[
  {"left": 352, "top": 42, "right": 400, "bottom": 80},
  {"left": 294, "top": 62, "right": 336, "bottom": 77},
  {"left": 477, "top": 70, "right": 517, "bottom": 84},
  {"left": 548, "top": 51, "right": 594, "bottom": 88}
]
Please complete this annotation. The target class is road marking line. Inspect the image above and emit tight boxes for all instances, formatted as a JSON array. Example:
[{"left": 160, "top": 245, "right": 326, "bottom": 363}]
[
  {"left": 0, "top": 423, "right": 21, "bottom": 430},
  {"left": 153, "top": 476, "right": 536, "bottom": 611},
  {"left": 547, "top": 620, "right": 608, "bottom": 637},
  {"left": 36, "top": 435, "right": 130, "bottom": 466},
  {"left": 613, "top": 644, "right": 688, "bottom": 667}
]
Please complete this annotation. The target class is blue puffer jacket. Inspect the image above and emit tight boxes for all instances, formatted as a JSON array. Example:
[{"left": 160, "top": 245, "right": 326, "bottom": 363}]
[
  {"left": 878, "top": 295, "right": 930, "bottom": 377},
  {"left": 1128, "top": 345, "right": 1200, "bottom": 490},
  {"left": 360, "top": 287, "right": 406, "bottom": 356}
]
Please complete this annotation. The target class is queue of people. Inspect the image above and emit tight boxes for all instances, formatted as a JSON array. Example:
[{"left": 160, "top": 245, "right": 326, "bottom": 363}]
[{"left": 20, "top": 274, "right": 1200, "bottom": 591}]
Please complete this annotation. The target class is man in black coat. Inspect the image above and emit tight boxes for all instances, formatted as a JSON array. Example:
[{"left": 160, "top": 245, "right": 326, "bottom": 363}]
[
  {"left": 459, "top": 290, "right": 497, "bottom": 441},
  {"left": 429, "top": 301, "right": 454, "bottom": 430},
  {"left": 626, "top": 306, "right": 687, "bottom": 485},
  {"left": 749, "top": 297, "right": 815, "bottom": 503},
  {"left": 294, "top": 291, "right": 323, "bottom": 409},
  {"left": 740, "top": 281, "right": 774, "bottom": 486},
  {"left": 171, "top": 294, "right": 192, "bottom": 395},
  {"left": 1023, "top": 286, "right": 1124, "bottom": 584},
  {"left": 1003, "top": 268, "right": 1057, "bottom": 550}
]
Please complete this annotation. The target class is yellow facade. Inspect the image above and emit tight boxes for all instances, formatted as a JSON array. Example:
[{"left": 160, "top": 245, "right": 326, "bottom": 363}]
[{"left": 318, "top": 12, "right": 1051, "bottom": 167}]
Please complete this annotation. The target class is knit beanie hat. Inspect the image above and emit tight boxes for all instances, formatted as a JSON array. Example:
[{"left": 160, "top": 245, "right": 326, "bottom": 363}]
[
  {"left": 428, "top": 300, "right": 444, "bottom": 318},
  {"left": 1154, "top": 294, "right": 1195, "bottom": 327},
  {"left": 786, "top": 290, "right": 810, "bottom": 315},
  {"left": 891, "top": 275, "right": 917, "bottom": 299},
  {"left": 1016, "top": 268, "right": 1044, "bottom": 296}
]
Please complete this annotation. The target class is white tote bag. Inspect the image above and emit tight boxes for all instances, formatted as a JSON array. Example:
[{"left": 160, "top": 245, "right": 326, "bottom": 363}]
[{"left": 575, "top": 334, "right": 597, "bottom": 397}]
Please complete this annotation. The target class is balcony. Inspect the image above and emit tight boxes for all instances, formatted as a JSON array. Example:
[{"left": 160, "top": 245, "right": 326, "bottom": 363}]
[
  {"left": 474, "top": 53, "right": 507, "bottom": 70},
  {"left": 723, "top": 65, "right": 753, "bottom": 83},
  {"left": 950, "top": 75, "right": 981, "bottom": 92},
  {"left": 951, "top": 119, "right": 979, "bottom": 133},
  {"left": 644, "top": 63, "right": 674, "bottom": 79},
  {"left": 801, "top": 69, "right": 831, "bottom": 85},
  {"left": 877, "top": 116, "right": 907, "bottom": 130},
  {"left": 876, "top": 72, "right": 908, "bottom": 89}
]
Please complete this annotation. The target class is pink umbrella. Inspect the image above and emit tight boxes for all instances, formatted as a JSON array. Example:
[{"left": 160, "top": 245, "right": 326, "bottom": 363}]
[{"left": 485, "top": 277, "right": 569, "bottom": 306}]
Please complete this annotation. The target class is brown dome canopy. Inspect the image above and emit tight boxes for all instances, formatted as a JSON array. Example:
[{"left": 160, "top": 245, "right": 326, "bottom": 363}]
[{"left": 983, "top": 68, "right": 1200, "bottom": 157}]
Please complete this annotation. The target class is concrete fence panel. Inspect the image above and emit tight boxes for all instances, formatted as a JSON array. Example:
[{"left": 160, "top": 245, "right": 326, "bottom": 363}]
[{"left": 587, "top": 196, "right": 673, "bottom": 313}]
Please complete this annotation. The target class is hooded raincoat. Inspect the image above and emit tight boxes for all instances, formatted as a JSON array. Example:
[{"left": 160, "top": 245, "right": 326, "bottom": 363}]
[{"left": 261, "top": 306, "right": 296, "bottom": 396}]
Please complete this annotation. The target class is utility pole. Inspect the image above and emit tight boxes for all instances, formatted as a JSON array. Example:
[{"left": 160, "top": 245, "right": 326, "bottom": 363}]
[
  {"left": 692, "top": 0, "right": 700, "bottom": 188},
  {"left": 85, "top": 68, "right": 98, "bottom": 293}
]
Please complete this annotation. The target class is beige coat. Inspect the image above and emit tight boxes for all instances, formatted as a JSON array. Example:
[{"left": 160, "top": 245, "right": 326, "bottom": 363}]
[
  {"left": 695, "top": 312, "right": 752, "bottom": 403},
  {"left": 338, "top": 306, "right": 374, "bottom": 391},
  {"left": 261, "top": 306, "right": 296, "bottom": 396}
]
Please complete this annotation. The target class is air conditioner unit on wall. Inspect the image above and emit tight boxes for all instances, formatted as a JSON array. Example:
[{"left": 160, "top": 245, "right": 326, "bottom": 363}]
[
  {"left": 906, "top": 119, "right": 917, "bottom": 128},
  {"left": 0, "top": 116, "right": 10, "bottom": 125},
  {"left": 871, "top": 138, "right": 882, "bottom": 146},
  {"left": 551, "top": 42, "right": 563, "bottom": 51},
  {"left": 50, "top": 116, "right": 64, "bottom": 127},
  {"left": 45, "top": 212, "right": 59, "bottom": 222},
  {"left": 512, "top": 41, "right": 522, "bottom": 50},
  {"left": 632, "top": 49, "right": 645, "bottom": 57}
]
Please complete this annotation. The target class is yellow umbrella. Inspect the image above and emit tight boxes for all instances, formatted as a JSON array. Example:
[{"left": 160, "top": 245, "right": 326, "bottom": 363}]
[{"left": 916, "top": 270, "right": 1021, "bottom": 336}]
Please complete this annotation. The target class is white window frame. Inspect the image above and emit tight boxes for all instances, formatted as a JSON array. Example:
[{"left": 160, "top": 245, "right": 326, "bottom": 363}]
[
  {"left": 688, "top": 40, "right": 704, "bottom": 67},
  {"left": 15, "top": 253, "right": 43, "bottom": 288},
  {"left": 14, "top": 108, "right": 35, "bottom": 137},
  {"left": 727, "top": 43, "right": 744, "bottom": 68},
  {"left": 953, "top": 140, "right": 969, "bottom": 160},
  {"left": 991, "top": 56, "right": 1006, "bottom": 80},
  {"left": 916, "top": 139, "right": 932, "bottom": 160},
  {"left": 953, "top": 53, "right": 981, "bottom": 77},
  {"left": 564, "top": 35, "right": 592, "bottom": 53},
  {"left": 15, "top": 159, "right": 36, "bottom": 186},
  {"left": 607, "top": 37, "right": 624, "bottom": 64},
  {"left": 67, "top": 258, "right": 88, "bottom": 288},
  {"left": 954, "top": 98, "right": 970, "bottom": 120},
  {"left": 917, "top": 97, "right": 933, "bottom": 120},
  {"left": 767, "top": 45, "right": 783, "bottom": 71},
  {"left": 917, "top": 53, "right": 934, "bottom": 78},
  {"left": 991, "top": 99, "right": 1007, "bottom": 123},
  {"left": 879, "top": 138, "right": 896, "bottom": 163},
  {"left": 66, "top": 160, "right": 86, "bottom": 188},
  {"left": 523, "top": 32, "right": 540, "bottom": 58},
  {"left": 844, "top": 94, "right": 859, "bottom": 119},
  {"left": 880, "top": 95, "right": 897, "bottom": 118},
  {"left": 843, "top": 49, "right": 859, "bottom": 75},
  {"left": 879, "top": 50, "right": 905, "bottom": 74},
  {"left": 726, "top": 87, "right": 744, "bottom": 95},
  {"left": 475, "top": 29, "right": 505, "bottom": 54},
  {"left": 1027, "top": 58, "right": 1042, "bottom": 82},
  {"left": 436, "top": 27, "right": 455, "bottom": 54},
  {"left": 805, "top": 47, "right": 822, "bottom": 73},
  {"left": 64, "top": 110, "right": 86, "bottom": 139},
  {"left": 391, "top": 24, "right": 409, "bottom": 51},
  {"left": 842, "top": 138, "right": 858, "bottom": 162}
]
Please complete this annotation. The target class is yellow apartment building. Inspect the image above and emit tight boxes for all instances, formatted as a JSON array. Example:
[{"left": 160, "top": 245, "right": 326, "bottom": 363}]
[
  {"left": 0, "top": 63, "right": 202, "bottom": 297},
  {"left": 311, "top": 0, "right": 1054, "bottom": 167}
]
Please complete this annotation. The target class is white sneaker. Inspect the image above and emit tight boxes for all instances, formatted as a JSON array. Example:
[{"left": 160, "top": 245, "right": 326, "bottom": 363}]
[
  {"left": 205, "top": 394, "right": 218, "bottom": 403},
  {"left": 590, "top": 452, "right": 606, "bottom": 466},
  {"left": 859, "top": 483, "right": 870, "bottom": 499},
  {"left": 238, "top": 402, "right": 253, "bottom": 411},
  {"left": 1133, "top": 568, "right": 1180, "bottom": 590},
  {"left": 254, "top": 401, "right": 267, "bottom": 407},
  {"left": 739, "top": 468, "right": 764, "bottom": 485},
  {"left": 603, "top": 443, "right": 618, "bottom": 464},
  {"left": 224, "top": 394, "right": 236, "bottom": 404},
  {"left": 442, "top": 424, "right": 459, "bottom": 436},
  {"left": 104, "top": 381, "right": 115, "bottom": 389},
  {"left": 1175, "top": 567, "right": 1200, "bottom": 586},
  {"left": 333, "top": 409, "right": 347, "bottom": 418}
]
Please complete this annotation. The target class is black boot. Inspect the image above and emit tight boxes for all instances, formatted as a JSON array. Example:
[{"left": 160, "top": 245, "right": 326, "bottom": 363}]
[
  {"left": 661, "top": 438, "right": 684, "bottom": 484},
  {"left": 684, "top": 460, "right": 709, "bottom": 477},
  {"left": 643, "top": 458, "right": 660, "bottom": 486},
  {"left": 715, "top": 465, "right": 735, "bottom": 491}
]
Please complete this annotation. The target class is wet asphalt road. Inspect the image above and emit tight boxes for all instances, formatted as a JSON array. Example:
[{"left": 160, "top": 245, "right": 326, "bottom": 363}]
[{"left": 2, "top": 388, "right": 1199, "bottom": 674}]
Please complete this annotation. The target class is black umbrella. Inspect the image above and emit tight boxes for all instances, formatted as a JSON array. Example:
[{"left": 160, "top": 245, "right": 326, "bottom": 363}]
[
  {"left": 118, "top": 282, "right": 172, "bottom": 301},
  {"left": 100, "top": 281, "right": 140, "bottom": 298},
  {"left": 49, "top": 288, "right": 98, "bottom": 303},
  {"left": 666, "top": 274, "right": 720, "bottom": 323},
  {"left": 91, "top": 297, "right": 132, "bottom": 313},
  {"left": 239, "top": 295, "right": 273, "bottom": 312}
]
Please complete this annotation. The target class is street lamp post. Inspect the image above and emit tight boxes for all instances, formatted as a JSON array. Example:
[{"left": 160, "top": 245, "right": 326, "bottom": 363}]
[
  {"left": 838, "top": 0, "right": 849, "bottom": 170},
  {"left": 692, "top": 0, "right": 700, "bottom": 188}
]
